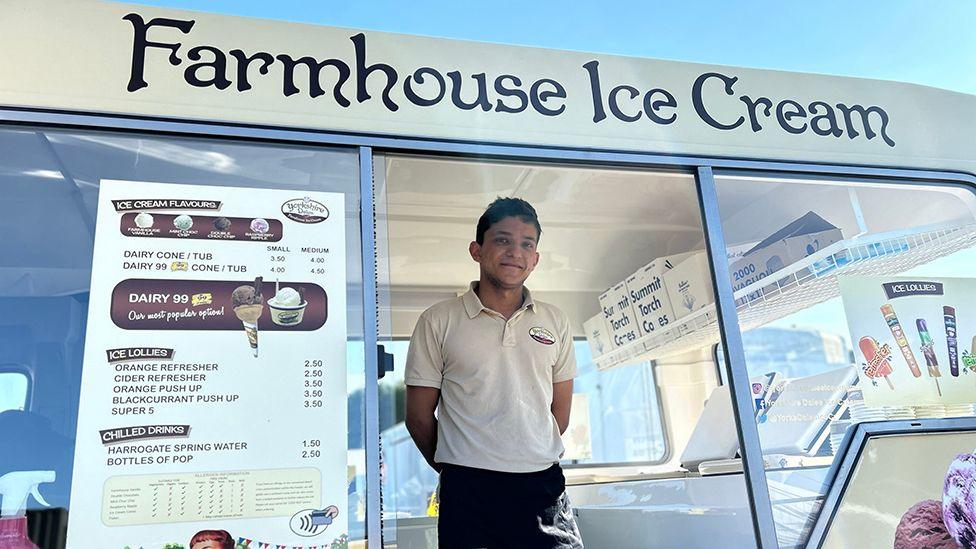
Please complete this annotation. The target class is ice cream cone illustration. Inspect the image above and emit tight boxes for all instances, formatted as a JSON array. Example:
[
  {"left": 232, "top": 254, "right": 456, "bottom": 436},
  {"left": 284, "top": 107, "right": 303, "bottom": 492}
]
[{"left": 232, "top": 277, "right": 264, "bottom": 357}]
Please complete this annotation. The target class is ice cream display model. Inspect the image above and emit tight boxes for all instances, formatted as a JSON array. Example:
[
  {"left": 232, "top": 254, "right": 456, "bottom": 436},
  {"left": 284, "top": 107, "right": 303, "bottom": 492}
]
[
  {"left": 268, "top": 283, "right": 308, "bottom": 326},
  {"left": 232, "top": 276, "right": 264, "bottom": 357},
  {"left": 943, "top": 452, "right": 976, "bottom": 548},
  {"left": 894, "top": 499, "right": 958, "bottom": 549}
]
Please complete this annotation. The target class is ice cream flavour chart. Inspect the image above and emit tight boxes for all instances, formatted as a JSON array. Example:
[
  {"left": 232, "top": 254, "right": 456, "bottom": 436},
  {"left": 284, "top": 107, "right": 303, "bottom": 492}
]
[
  {"left": 840, "top": 276, "right": 976, "bottom": 407},
  {"left": 66, "top": 180, "right": 348, "bottom": 548}
]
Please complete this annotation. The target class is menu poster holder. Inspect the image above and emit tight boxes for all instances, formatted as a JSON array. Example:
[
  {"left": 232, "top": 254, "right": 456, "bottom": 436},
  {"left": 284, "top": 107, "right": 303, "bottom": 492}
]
[{"left": 66, "top": 180, "right": 349, "bottom": 548}]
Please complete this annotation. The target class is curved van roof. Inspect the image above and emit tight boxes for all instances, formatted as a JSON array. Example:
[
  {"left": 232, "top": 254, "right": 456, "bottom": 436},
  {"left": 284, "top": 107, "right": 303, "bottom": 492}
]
[{"left": 1, "top": 1, "right": 973, "bottom": 176}]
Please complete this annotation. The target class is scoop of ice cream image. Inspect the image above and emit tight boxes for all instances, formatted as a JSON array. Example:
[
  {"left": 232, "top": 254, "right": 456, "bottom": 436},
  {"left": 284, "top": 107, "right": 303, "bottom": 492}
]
[
  {"left": 268, "top": 285, "right": 307, "bottom": 326},
  {"left": 134, "top": 212, "right": 154, "bottom": 228},
  {"left": 173, "top": 214, "right": 194, "bottom": 231},
  {"left": 250, "top": 218, "right": 270, "bottom": 234},
  {"left": 944, "top": 453, "right": 976, "bottom": 548},
  {"left": 213, "top": 216, "right": 232, "bottom": 231},
  {"left": 894, "top": 499, "right": 958, "bottom": 548},
  {"left": 231, "top": 277, "right": 264, "bottom": 357}
]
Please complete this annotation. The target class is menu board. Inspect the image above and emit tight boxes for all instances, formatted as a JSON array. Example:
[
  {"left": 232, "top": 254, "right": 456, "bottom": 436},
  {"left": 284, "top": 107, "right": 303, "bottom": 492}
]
[
  {"left": 840, "top": 275, "right": 976, "bottom": 407},
  {"left": 67, "top": 180, "right": 349, "bottom": 549}
]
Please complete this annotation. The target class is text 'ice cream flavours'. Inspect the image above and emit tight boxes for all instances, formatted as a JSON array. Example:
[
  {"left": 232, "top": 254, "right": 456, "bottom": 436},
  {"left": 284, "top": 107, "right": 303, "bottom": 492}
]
[
  {"left": 232, "top": 277, "right": 264, "bottom": 357},
  {"left": 268, "top": 285, "right": 307, "bottom": 326}
]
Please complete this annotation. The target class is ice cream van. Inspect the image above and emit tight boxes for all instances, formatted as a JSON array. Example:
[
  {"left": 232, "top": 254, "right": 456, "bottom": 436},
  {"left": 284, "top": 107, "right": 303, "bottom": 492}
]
[{"left": 1, "top": 2, "right": 975, "bottom": 549}]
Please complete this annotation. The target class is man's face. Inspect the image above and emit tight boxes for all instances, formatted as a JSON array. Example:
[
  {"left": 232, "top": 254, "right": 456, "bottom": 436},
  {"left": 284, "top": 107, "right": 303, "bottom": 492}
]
[{"left": 470, "top": 216, "right": 540, "bottom": 289}]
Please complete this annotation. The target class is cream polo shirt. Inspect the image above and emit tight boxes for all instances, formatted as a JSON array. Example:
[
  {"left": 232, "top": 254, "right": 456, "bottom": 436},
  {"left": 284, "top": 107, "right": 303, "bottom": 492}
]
[{"left": 405, "top": 282, "right": 577, "bottom": 473}]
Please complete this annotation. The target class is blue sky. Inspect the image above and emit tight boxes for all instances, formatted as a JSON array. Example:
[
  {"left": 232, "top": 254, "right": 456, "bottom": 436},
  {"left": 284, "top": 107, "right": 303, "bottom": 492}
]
[{"left": 118, "top": 0, "right": 976, "bottom": 94}]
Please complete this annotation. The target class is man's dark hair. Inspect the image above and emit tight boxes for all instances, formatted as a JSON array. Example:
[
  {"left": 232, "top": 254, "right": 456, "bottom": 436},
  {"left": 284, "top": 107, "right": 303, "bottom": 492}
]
[{"left": 475, "top": 197, "right": 542, "bottom": 245}]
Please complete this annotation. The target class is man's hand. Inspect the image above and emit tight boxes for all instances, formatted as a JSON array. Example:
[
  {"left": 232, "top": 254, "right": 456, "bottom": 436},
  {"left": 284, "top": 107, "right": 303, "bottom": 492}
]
[
  {"left": 551, "top": 379, "right": 573, "bottom": 435},
  {"left": 405, "top": 385, "right": 442, "bottom": 472}
]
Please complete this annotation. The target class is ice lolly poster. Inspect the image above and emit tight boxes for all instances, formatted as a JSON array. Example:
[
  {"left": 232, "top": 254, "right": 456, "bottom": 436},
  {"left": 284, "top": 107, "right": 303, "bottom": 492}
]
[
  {"left": 839, "top": 275, "right": 976, "bottom": 407},
  {"left": 67, "top": 180, "right": 349, "bottom": 549}
]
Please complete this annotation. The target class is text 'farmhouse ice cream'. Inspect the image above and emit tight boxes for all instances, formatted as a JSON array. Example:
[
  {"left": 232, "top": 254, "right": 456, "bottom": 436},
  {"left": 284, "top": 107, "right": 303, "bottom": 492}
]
[{"left": 232, "top": 277, "right": 264, "bottom": 357}]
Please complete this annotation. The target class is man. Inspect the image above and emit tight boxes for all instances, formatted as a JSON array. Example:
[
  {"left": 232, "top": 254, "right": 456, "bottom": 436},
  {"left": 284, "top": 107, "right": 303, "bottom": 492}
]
[{"left": 405, "top": 197, "right": 583, "bottom": 548}]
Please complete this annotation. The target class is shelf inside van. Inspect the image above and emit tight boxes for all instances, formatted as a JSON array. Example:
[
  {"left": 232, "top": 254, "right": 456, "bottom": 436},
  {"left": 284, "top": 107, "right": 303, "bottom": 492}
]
[{"left": 595, "top": 223, "right": 976, "bottom": 370}]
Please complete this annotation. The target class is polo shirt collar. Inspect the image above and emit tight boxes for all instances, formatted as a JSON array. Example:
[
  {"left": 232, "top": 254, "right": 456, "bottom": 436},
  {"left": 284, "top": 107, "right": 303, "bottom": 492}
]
[{"left": 462, "top": 281, "right": 536, "bottom": 319}]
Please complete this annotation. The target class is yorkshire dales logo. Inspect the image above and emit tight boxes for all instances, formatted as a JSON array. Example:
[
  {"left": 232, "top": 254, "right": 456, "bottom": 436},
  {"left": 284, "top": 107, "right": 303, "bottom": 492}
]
[
  {"left": 529, "top": 327, "right": 556, "bottom": 345},
  {"left": 281, "top": 197, "right": 329, "bottom": 224}
]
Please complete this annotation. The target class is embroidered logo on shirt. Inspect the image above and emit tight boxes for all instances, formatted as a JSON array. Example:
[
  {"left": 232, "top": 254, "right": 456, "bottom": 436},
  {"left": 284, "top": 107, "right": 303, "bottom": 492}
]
[{"left": 529, "top": 327, "right": 556, "bottom": 345}]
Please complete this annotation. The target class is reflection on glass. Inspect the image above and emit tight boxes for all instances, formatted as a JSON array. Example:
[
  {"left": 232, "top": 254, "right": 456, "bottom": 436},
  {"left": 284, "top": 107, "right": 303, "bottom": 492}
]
[
  {"left": 0, "top": 372, "right": 29, "bottom": 413},
  {"left": 375, "top": 154, "right": 755, "bottom": 548},
  {"left": 716, "top": 174, "right": 976, "bottom": 547},
  {"left": 0, "top": 127, "right": 363, "bottom": 548}
]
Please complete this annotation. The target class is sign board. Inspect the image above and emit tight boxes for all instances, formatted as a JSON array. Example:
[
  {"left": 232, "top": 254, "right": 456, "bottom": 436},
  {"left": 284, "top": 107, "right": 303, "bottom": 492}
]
[
  {"left": 0, "top": 1, "right": 974, "bottom": 175},
  {"left": 840, "top": 275, "right": 976, "bottom": 407}
]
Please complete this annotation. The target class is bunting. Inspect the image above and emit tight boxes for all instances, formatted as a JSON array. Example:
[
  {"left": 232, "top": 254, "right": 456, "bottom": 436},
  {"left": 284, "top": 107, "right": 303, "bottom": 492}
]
[{"left": 236, "top": 534, "right": 346, "bottom": 549}]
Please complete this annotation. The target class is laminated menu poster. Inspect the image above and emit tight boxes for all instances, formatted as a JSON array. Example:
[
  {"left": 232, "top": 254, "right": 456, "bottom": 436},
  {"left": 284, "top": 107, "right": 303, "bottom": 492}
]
[
  {"left": 66, "top": 180, "right": 349, "bottom": 549},
  {"left": 840, "top": 275, "right": 976, "bottom": 407}
]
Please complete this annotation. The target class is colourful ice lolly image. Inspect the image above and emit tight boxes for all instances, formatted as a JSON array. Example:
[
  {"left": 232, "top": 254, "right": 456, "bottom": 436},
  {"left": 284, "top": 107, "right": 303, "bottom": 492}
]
[
  {"left": 858, "top": 336, "right": 895, "bottom": 389},
  {"left": 965, "top": 335, "right": 976, "bottom": 375},
  {"left": 915, "top": 318, "right": 943, "bottom": 397},
  {"left": 881, "top": 304, "right": 922, "bottom": 377},
  {"left": 944, "top": 306, "right": 959, "bottom": 377}
]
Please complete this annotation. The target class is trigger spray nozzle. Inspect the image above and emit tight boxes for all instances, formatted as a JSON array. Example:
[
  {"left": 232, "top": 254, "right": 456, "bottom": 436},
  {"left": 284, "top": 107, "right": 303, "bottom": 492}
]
[{"left": 0, "top": 471, "right": 56, "bottom": 517}]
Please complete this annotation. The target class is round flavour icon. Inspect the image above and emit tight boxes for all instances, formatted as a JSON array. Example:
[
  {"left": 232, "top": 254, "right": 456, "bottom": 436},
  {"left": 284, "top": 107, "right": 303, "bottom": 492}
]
[
  {"left": 134, "top": 212, "right": 154, "bottom": 228},
  {"left": 213, "top": 216, "right": 232, "bottom": 231},
  {"left": 173, "top": 214, "right": 194, "bottom": 231},
  {"left": 250, "top": 218, "right": 270, "bottom": 234}
]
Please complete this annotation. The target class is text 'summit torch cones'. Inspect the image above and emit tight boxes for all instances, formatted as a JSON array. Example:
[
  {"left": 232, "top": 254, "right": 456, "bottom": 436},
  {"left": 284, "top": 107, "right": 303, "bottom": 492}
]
[{"left": 232, "top": 276, "right": 264, "bottom": 357}]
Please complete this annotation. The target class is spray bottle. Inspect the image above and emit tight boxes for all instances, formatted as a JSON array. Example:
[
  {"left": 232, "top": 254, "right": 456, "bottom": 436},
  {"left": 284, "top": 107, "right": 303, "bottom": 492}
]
[{"left": 0, "top": 470, "right": 56, "bottom": 549}]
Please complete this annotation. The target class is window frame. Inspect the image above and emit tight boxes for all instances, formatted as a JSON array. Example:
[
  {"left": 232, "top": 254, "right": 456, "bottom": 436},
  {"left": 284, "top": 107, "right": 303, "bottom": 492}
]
[
  {"left": 561, "top": 338, "right": 672, "bottom": 469},
  {"left": 1, "top": 106, "right": 973, "bottom": 549},
  {"left": 0, "top": 364, "right": 33, "bottom": 412}
]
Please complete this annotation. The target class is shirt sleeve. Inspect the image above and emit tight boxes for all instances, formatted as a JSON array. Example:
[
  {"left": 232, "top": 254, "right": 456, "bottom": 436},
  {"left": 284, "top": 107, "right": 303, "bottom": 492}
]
[
  {"left": 552, "top": 311, "right": 577, "bottom": 383},
  {"left": 404, "top": 312, "right": 444, "bottom": 388}
]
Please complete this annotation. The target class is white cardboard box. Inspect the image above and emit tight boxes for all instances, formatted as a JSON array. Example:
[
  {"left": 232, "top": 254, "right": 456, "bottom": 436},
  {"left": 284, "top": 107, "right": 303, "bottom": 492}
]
[
  {"left": 663, "top": 252, "right": 715, "bottom": 319},
  {"left": 626, "top": 257, "right": 680, "bottom": 336},
  {"left": 598, "top": 281, "right": 640, "bottom": 349},
  {"left": 583, "top": 313, "right": 613, "bottom": 358},
  {"left": 729, "top": 212, "right": 843, "bottom": 301}
]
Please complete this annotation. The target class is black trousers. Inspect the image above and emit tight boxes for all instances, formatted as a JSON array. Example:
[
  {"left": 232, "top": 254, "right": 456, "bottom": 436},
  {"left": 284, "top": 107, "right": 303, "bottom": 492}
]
[{"left": 438, "top": 463, "right": 583, "bottom": 549}]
